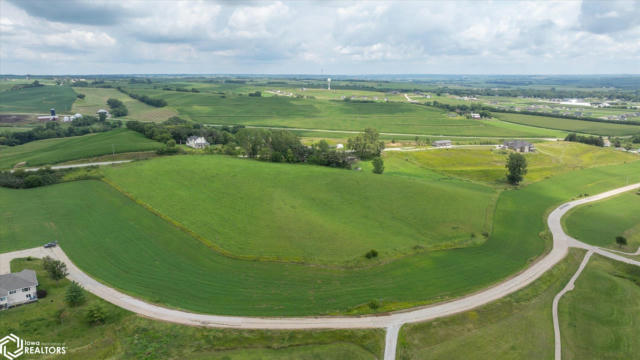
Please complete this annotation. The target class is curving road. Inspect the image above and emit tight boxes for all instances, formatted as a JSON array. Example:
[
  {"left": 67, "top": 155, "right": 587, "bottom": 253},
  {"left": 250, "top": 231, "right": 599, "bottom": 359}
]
[{"left": 2, "top": 183, "right": 639, "bottom": 360}]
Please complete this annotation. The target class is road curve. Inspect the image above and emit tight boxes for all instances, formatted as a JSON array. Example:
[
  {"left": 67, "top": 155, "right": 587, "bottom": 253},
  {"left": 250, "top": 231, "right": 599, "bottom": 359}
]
[
  {"left": 10, "top": 160, "right": 133, "bottom": 173},
  {"left": 1, "top": 183, "right": 639, "bottom": 359}
]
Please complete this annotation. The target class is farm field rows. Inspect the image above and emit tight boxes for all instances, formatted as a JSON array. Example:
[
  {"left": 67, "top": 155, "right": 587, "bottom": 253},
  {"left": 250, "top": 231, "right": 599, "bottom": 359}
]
[
  {"left": 2, "top": 158, "right": 640, "bottom": 316},
  {"left": 0, "top": 128, "right": 163, "bottom": 169},
  {"left": 494, "top": 112, "right": 640, "bottom": 136},
  {"left": 0, "top": 85, "right": 77, "bottom": 113}
]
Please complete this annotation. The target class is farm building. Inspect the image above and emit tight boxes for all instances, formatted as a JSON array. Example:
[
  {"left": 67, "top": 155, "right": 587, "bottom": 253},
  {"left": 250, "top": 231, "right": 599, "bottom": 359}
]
[
  {"left": 470, "top": 113, "right": 481, "bottom": 119},
  {"left": 186, "top": 136, "right": 210, "bottom": 149},
  {"left": 432, "top": 140, "right": 452, "bottom": 148},
  {"left": 97, "top": 109, "right": 109, "bottom": 117},
  {"left": 0, "top": 270, "right": 38, "bottom": 310},
  {"left": 504, "top": 140, "right": 535, "bottom": 153}
]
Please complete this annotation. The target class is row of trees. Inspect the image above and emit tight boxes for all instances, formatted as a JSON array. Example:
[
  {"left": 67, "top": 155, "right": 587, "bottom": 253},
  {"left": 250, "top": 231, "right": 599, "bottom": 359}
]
[
  {"left": 564, "top": 133, "right": 605, "bottom": 147},
  {"left": 106, "top": 98, "right": 128, "bottom": 117},
  {"left": 116, "top": 87, "right": 167, "bottom": 107},
  {"left": 0, "top": 167, "right": 64, "bottom": 189},
  {"left": 0, "top": 117, "right": 119, "bottom": 146}
]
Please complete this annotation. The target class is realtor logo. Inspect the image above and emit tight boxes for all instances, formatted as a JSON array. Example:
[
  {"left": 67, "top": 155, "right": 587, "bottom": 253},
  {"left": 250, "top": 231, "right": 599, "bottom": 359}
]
[{"left": 0, "top": 334, "right": 23, "bottom": 360}]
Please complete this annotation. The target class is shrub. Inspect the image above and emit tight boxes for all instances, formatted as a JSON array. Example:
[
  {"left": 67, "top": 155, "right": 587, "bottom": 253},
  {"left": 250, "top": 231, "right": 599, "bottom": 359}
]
[
  {"left": 86, "top": 304, "right": 107, "bottom": 325},
  {"left": 76, "top": 93, "right": 86, "bottom": 99},
  {"left": 615, "top": 236, "right": 627, "bottom": 247},
  {"left": 372, "top": 157, "right": 384, "bottom": 174},
  {"left": 42, "top": 256, "right": 68, "bottom": 281},
  {"left": 65, "top": 281, "right": 86, "bottom": 307},
  {"left": 365, "top": 249, "right": 379, "bottom": 259},
  {"left": 368, "top": 300, "right": 380, "bottom": 309},
  {"left": 24, "top": 175, "right": 44, "bottom": 188},
  {"left": 36, "top": 289, "right": 47, "bottom": 299}
]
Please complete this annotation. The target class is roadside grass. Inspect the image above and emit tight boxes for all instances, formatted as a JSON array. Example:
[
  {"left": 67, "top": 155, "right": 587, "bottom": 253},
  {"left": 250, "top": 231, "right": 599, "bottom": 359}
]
[
  {"left": 382, "top": 141, "right": 639, "bottom": 185},
  {"left": 396, "top": 249, "right": 585, "bottom": 360},
  {"left": 1, "top": 258, "right": 384, "bottom": 360},
  {"left": 495, "top": 112, "right": 640, "bottom": 136},
  {"left": 101, "top": 155, "right": 498, "bottom": 265},
  {"left": 71, "top": 87, "right": 178, "bottom": 122},
  {"left": 0, "top": 86, "right": 77, "bottom": 113},
  {"left": 2, "top": 160, "right": 640, "bottom": 316},
  {"left": 559, "top": 254, "right": 640, "bottom": 359},
  {"left": 563, "top": 190, "right": 640, "bottom": 252},
  {"left": 0, "top": 128, "right": 163, "bottom": 169}
]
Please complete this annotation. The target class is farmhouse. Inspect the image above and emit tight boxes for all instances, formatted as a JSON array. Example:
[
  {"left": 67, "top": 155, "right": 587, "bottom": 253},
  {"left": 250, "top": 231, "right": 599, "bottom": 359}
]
[
  {"left": 0, "top": 270, "right": 38, "bottom": 310},
  {"left": 186, "top": 136, "right": 210, "bottom": 149},
  {"left": 504, "top": 140, "right": 535, "bottom": 153},
  {"left": 432, "top": 140, "right": 452, "bottom": 148}
]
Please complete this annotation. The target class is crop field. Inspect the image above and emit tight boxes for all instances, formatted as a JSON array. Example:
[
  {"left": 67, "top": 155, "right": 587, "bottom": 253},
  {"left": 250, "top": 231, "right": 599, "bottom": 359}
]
[
  {"left": 563, "top": 190, "right": 640, "bottom": 252},
  {"left": 102, "top": 155, "right": 499, "bottom": 265},
  {"left": 2, "top": 159, "right": 640, "bottom": 316},
  {"left": 495, "top": 112, "right": 640, "bottom": 136},
  {"left": 0, "top": 85, "right": 77, "bottom": 113},
  {"left": 71, "top": 87, "right": 178, "bottom": 122},
  {"left": 559, "top": 255, "right": 640, "bottom": 359},
  {"left": 397, "top": 249, "right": 585, "bottom": 360},
  {"left": 0, "top": 128, "right": 163, "bottom": 169},
  {"left": 2, "top": 258, "right": 384, "bottom": 360},
  {"left": 382, "top": 142, "right": 639, "bottom": 185}
]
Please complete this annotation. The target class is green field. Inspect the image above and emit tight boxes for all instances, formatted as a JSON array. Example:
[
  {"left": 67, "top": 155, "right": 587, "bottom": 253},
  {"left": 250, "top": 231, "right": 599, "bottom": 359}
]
[
  {"left": 2, "top": 158, "right": 640, "bottom": 316},
  {"left": 397, "top": 249, "right": 584, "bottom": 360},
  {"left": 564, "top": 190, "right": 640, "bottom": 252},
  {"left": 72, "top": 87, "right": 178, "bottom": 122},
  {"left": 0, "top": 128, "right": 163, "bottom": 169},
  {"left": 102, "top": 155, "right": 498, "bottom": 265},
  {"left": 1, "top": 258, "right": 384, "bottom": 360},
  {"left": 0, "top": 86, "right": 77, "bottom": 113},
  {"left": 559, "top": 255, "right": 640, "bottom": 359},
  {"left": 495, "top": 112, "right": 640, "bottom": 136}
]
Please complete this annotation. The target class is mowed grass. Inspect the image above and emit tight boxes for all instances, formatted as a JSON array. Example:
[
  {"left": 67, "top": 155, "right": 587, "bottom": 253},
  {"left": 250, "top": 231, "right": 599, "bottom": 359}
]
[
  {"left": 383, "top": 141, "right": 639, "bottom": 185},
  {"left": 102, "top": 155, "right": 498, "bottom": 264},
  {"left": 1, "top": 258, "right": 384, "bottom": 360},
  {"left": 495, "top": 112, "right": 640, "bottom": 136},
  {"left": 559, "top": 255, "right": 640, "bottom": 359},
  {"left": 0, "top": 86, "right": 77, "bottom": 113},
  {"left": 563, "top": 190, "right": 640, "bottom": 252},
  {"left": 0, "top": 128, "right": 163, "bottom": 169},
  {"left": 3, "top": 161, "right": 640, "bottom": 316},
  {"left": 71, "top": 87, "right": 178, "bottom": 121},
  {"left": 397, "top": 249, "right": 585, "bottom": 360}
]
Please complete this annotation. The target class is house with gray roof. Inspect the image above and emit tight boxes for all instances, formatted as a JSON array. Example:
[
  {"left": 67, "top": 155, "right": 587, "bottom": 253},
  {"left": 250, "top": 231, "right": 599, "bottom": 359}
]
[
  {"left": 504, "top": 140, "right": 535, "bottom": 153},
  {"left": 0, "top": 270, "right": 38, "bottom": 309}
]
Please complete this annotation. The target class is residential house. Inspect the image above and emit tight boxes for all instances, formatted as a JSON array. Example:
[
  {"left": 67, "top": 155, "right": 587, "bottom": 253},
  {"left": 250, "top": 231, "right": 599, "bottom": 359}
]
[
  {"left": 0, "top": 270, "right": 38, "bottom": 310},
  {"left": 432, "top": 140, "right": 452, "bottom": 148},
  {"left": 186, "top": 136, "right": 210, "bottom": 149},
  {"left": 470, "top": 113, "right": 481, "bottom": 119},
  {"left": 504, "top": 140, "right": 535, "bottom": 153}
]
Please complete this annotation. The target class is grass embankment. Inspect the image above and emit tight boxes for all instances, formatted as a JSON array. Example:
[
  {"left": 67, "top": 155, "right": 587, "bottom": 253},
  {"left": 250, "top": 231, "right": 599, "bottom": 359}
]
[
  {"left": 495, "top": 112, "right": 640, "bottom": 136},
  {"left": 382, "top": 142, "right": 639, "bottom": 185},
  {"left": 1, "top": 258, "right": 384, "bottom": 360},
  {"left": 102, "top": 156, "right": 498, "bottom": 265},
  {"left": 0, "top": 86, "right": 77, "bottom": 113},
  {"left": 397, "top": 249, "right": 585, "bottom": 359},
  {"left": 2, "top": 159, "right": 640, "bottom": 316},
  {"left": 559, "top": 255, "right": 640, "bottom": 359},
  {"left": 0, "top": 128, "right": 163, "bottom": 169},
  {"left": 563, "top": 190, "right": 640, "bottom": 252},
  {"left": 71, "top": 87, "right": 178, "bottom": 122}
]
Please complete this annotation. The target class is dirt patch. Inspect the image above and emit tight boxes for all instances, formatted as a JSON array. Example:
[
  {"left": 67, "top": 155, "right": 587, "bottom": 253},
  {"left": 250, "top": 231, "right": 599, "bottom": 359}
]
[{"left": 0, "top": 114, "right": 32, "bottom": 123}]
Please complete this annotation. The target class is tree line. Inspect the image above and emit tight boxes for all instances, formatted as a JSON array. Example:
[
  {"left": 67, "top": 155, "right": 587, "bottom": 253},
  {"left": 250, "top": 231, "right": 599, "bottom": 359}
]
[
  {"left": 564, "top": 133, "right": 605, "bottom": 147},
  {"left": 0, "top": 117, "right": 120, "bottom": 147},
  {"left": 107, "top": 98, "right": 128, "bottom": 117},
  {"left": 116, "top": 87, "right": 167, "bottom": 107}
]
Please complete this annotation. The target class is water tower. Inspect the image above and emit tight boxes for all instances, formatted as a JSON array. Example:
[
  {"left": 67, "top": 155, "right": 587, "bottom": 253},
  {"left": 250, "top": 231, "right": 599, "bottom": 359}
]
[{"left": 327, "top": 78, "right": 331, "bottom": 90}]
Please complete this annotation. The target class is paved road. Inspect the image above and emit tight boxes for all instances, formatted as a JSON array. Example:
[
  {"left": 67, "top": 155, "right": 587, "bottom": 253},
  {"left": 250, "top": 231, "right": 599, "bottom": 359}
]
[
  {"left": 13, "top": 160, "right": 132, "bottom": 173},
  {"left": 2, "top": 183, "right": 639, "bottom": 360}
]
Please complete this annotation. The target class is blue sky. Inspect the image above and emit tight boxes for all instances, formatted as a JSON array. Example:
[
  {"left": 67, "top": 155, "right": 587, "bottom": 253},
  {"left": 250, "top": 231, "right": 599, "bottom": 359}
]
[{"left": 1, "top": 0, "right": 639, "bottom": 75}]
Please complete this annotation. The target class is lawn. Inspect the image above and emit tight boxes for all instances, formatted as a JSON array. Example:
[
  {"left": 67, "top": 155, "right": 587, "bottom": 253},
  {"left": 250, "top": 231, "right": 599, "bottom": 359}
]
[
  {"left": 495, "top": 112, "right": 640, "bottom": 136},
  {"left": 0, "top": 128, "right": 163, "bottom": 169},
  {"left": 2, "top": 159, "right": 640, "bottom": 316},
  {"left": 71, "top": 87, "right": 178, "bottom": 122},
  {"left": 0, "top": 85, "right": 77, "bottom": 113},
  {"left": 102, "top": 155, "right": 499, "bottom": 265},
  {"left": 396, "top": 249, "right": 585, "bottom": 360},
  {"left": 559, "top": 254, "right": 640, "bottom": 359},
  {"left": 563, "top": 190, "right": 640, "bottom": 252},
  {"left": 1, "top": 258, "right": 384, "bottom": 360}
]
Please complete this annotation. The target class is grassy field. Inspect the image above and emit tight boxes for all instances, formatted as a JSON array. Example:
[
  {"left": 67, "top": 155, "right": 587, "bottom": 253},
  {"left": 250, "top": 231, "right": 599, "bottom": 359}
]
[
  {"left": 2, "top": 159, "right": 640, "bottom": 316},
  {"left": 0, "top": 128, "right": 163, "bottom": 169},
  {"left": 102, "top": 155, "right": 499, "bottom": 265},
  {"left": 559, "top": 254, "right": 640, "bottom": 359},
  {"left": 495, "top": 112, "right": 640, "bottom": 136},
  {"left": 563, "top": 190, "right": 640, "bottom": 252},
  {"left": 72, "top": 87, "right": 178, "bottom": 122},
  {"left": 1, "top": 258, "right": 384, "bottom": 360},
  {"left": 0, "top": 86, "right": 77, "bottom": 113},
  {"left": 381, "top": 142, "right": 639, "bottom": 185},
  {"left": 397, "top": 249, "right": 585, "bottom": 360}
]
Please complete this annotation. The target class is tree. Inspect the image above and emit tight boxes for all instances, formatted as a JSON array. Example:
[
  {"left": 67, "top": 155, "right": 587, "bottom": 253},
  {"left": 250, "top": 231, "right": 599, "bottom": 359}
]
[
  {"left": 86, "top": 304, "right": 107, "bottom": 325},
  {"left": 65, "top": 281, "right": 86, "bottom": 307},
  {"left": 24, "top": 175, "right": 43, "bottom": 188},
  {"left": 615, "top": 236, "right": 627, "bottom": 247},
  {"left": 166, "top": 139, "right": 176, "bottom": 148},
  {"left": 506, "top": 152, "right": 527, "bottom": 185},
  {"left": 42, "top": 256, "right": 68, "bottom": 281},
  {"left": 347, "top": 128, "right": 385, "bottom": 160},
  {"left": 98, "top": 112, "right": 107, "bottom": 122},
  {"left": 372, "top": 157, "right": 384, "bottom": 174}
]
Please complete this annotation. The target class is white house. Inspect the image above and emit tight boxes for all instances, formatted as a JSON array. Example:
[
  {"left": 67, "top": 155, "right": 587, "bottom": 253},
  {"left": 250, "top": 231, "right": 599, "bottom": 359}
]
[
  {"left": 336, "top": 143, "right": 344, "bottom": 150},
  {"left": 470, "top": 113, "right": 481, "bottom": 119},
  {"left": 0, "top": 270, "right": 38, "bottom": 310},
  {"left": 432, "top": 140, "right": 452, "bottom": 148},
  {"left": 186, "top": 136, "right": 210, "bottom": 149}
]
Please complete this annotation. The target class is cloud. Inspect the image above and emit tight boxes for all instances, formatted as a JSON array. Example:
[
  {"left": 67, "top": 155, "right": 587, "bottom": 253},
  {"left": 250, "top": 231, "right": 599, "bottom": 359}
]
[
  {"left": 578, "top": 1, "right": 640, "bottom": 34},
  {"left": 7, "top": 0, "right": 138, "bottom": 26}
]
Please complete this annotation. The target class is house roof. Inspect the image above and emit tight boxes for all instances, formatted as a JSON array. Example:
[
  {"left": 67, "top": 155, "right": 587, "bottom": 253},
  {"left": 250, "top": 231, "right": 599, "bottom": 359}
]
[
  {"left": 433, "top": 140, "right": 452, "bottom": 145},
  {"left": 504, "top": 140, "right": 533, "bottom": 148},
  {"left": 0, "top": 270, "right": 38, "bottom": 297}
]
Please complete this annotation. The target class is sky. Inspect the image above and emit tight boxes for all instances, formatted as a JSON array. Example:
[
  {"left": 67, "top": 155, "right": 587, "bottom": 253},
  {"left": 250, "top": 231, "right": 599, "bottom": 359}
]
[{"left": 0, "top": 0, "right": 639, "bottom": 75}]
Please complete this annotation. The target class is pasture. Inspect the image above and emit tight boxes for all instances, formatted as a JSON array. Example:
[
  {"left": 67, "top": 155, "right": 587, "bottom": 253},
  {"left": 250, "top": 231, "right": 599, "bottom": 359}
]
[
  {"left": 495, "top": 112, "right": 640, "bottom": 136},
  {"left": 71, "top": 87, "right": 178, "bottom": 122},
  {"left": 0, "top": 85, "right": 77, "bottom": 113},
  {"left": 563, "top": 190, "right": 640, "bottom": 252},
  {"left": 2, "top": 159, "right": 640, "bottom": 315},
  {"left": 0, "top": 128, "right": 163, "bottom": 169}
]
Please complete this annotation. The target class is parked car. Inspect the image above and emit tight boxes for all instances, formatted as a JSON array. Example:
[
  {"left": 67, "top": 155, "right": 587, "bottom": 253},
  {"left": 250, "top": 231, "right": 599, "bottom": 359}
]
[{"left": 43, "top": 242, "right": 57, "bottom": 248}]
